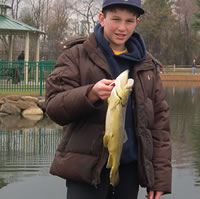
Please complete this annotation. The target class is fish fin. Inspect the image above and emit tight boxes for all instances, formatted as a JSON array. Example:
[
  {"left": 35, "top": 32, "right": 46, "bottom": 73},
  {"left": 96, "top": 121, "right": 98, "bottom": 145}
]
[
  {"left": 123, "top": 131, "right": 128, "bottom": 143},
  {"left": 103, "top": 134, "right": 109, "bottom": 147},
  {"left": 110, "top": 168, "right": 119, "bottom": 187},
  {"left": 106, "top": 155, "right": 112, "bottom": 169},
  {"left": 121, "top": 95, "right": 129, "bottom": 106}
]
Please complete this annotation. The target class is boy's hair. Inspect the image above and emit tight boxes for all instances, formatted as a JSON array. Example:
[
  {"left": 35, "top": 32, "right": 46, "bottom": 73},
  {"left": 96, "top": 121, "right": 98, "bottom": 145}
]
[{"left": 102, "top": 4, "right": 140, "bottom": 17}]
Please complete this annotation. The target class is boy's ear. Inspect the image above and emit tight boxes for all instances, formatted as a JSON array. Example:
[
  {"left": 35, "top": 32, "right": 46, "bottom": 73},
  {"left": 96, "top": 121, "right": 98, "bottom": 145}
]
[
  {"left": 98, "top": 12, "right": 105, "bottom": 27},
  {"left": 136, "top": 18, "right": 140, "bottom": 25}
]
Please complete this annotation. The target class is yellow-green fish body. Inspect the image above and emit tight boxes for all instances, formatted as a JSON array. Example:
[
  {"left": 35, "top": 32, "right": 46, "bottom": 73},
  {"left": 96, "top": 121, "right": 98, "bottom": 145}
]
[{"left": 103, "top": 70, "right": 134, "bottom": 186}]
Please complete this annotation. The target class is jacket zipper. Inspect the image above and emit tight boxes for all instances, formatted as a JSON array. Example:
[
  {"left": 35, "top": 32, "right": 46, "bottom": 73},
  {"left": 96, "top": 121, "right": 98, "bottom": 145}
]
[{"left": 134, "top": 69, "right": 149, "bottom": 186}]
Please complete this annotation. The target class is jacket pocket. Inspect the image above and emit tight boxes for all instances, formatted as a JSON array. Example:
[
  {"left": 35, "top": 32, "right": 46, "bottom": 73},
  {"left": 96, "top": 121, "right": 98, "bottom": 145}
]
[
  {"left": 65, "top": 123, "right": 104, "bottom": 156},
  {"left": 50, "top": 151, "right": 99, "bottom": 184}
]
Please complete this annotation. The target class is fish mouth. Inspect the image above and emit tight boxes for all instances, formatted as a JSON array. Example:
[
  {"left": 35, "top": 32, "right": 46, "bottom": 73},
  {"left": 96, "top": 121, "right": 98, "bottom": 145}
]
[
  {"left": 114, "top": 88, "right": 127, "bottom": 107},
  {"left": 115, "top": 78, "right": 134, "bottom": 106},
  {"left": 126, "top": 79, "right": 134, "bottom": 89},
  {"left": 113, "top": 87, "right": 122, "bottom": 101}
]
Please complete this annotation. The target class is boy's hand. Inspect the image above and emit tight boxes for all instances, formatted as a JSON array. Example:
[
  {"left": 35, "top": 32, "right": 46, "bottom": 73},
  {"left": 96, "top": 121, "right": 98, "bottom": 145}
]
[
  {"left": 146, "top": 191, "right": 163, "bottom": 199},
  {"left": 88, "top": 79, "right": 115, "bottom": 103}
]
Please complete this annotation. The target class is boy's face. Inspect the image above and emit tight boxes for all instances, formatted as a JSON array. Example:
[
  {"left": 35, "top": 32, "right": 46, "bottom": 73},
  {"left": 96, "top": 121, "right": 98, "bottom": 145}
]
[{"left": 99, "top": 8, "right": 139, "bottom": 51}]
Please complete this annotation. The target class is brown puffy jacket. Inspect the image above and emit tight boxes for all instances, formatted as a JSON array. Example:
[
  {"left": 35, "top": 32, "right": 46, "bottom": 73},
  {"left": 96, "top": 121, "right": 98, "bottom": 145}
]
[{"left": 45, "top": 33, "right": 171, "bottom": 193}]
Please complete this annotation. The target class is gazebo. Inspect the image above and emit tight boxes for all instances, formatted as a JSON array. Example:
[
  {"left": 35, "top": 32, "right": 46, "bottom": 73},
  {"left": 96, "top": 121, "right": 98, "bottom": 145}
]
[{"left": 0, "top": 3, "right": 45, "bottom": 84}]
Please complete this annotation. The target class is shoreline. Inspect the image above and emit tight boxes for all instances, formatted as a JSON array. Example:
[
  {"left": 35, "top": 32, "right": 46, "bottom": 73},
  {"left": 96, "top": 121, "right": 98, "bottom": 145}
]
[{"left": 160, "top": 74, "right": 200, "bottom": 87}]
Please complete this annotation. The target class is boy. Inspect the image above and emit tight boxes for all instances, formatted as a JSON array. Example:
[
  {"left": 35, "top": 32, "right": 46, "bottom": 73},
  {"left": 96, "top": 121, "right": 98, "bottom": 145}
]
[{"left": 45, "top": 0, "right": 172, "bottom": 199}]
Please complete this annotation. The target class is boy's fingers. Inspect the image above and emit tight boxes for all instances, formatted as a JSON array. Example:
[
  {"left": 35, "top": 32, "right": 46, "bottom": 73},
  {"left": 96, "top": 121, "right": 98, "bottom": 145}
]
[
  {"left": 154, "top": 191, "right": 163, "bottom": 199},
  {"left": 146, "top": 191, "right": 154, "bottom": 199},
  {"left": 101, "top": 79, "right": 115, "bottom": 85}
]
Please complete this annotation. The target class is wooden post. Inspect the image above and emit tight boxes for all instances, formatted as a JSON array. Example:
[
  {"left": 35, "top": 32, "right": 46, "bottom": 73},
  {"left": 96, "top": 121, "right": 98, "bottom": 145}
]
[
  {"left": 35, "top": 34, "right": 40, "bottom": 84},
  {"left": 25, "top": 32, "right": 30, "bottom": 85},
  {"left": 8, "top": 35, "right": 13, "bottom": 61}
]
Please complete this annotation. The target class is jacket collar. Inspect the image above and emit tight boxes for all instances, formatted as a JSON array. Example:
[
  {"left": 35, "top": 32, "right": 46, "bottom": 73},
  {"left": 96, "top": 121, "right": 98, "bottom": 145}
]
[
  {"left": 83, "top": 33, "right": 112, "bottom": 78},
  {"left": 83, "top": 34, "right": 155, "bottom": 76}
]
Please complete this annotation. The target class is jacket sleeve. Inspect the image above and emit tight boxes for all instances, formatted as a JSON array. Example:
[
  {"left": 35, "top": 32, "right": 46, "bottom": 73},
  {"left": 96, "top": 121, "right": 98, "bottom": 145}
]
[
  {"left": 150, "top": 70, "right": 172, "bottom": 194},
  {"left": 45, "top": 50, "right": 100, "bottom": 126}
]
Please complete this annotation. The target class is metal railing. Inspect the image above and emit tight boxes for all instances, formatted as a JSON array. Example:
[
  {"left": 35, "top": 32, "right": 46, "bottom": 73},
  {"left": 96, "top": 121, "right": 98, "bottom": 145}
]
[
  {"left": 1, "top": 62, "right": 198, "bottom": 95},
  {"left": 163, "top": 65, "right": 200, "bottom": 74},
  {"left": 0, "top": 60, "right": 56, "bottom": 96}
]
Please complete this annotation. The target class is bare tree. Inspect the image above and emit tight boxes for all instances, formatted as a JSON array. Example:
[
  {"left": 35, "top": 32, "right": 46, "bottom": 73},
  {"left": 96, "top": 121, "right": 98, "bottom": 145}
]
[
  {"left": 46, "top": 0, "right": 72, "bottom": 58},
  {"left": 0, "top": 0, "right": 22, "bottom": 57},
  {"left": 175, "top": 0, "right": 197, "bottom": 64},
  {"left": 10, "top": 0, "right": 22, "bottom": 19},
  {"left": 72, "top": 0, "right": 101, "bottom": 35},
  {"left": 0, "top": 0, "right": 22, "bottom": 19}
]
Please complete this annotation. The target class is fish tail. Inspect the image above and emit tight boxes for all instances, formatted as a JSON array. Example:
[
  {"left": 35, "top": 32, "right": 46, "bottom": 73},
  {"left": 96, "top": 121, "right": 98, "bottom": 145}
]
[{"left": 110, "top": 169, "right": 119, "bottom": 187}]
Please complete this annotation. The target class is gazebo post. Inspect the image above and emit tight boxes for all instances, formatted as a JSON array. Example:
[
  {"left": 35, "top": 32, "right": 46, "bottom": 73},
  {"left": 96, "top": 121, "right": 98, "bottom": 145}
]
[
  {"left": 8, "top": 35, "right": 13, "bottom": 61},
  {"left": 0, "top": 3, "right": 45, "bottom": 88},
  {"left": 35, "top": 34, "right": 40, "bottom": 84},
  {"left": 25, "top": 32, "right": 30, "bottom": 85}
]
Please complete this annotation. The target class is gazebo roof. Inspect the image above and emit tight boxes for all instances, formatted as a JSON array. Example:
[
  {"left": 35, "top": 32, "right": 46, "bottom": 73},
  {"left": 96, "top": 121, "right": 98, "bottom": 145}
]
[
  {"left": 0, "top": 3, "right": 11, "bottom": 9},
  {"left": 0, "top": 14, "right": 45, "bottom": 34}
]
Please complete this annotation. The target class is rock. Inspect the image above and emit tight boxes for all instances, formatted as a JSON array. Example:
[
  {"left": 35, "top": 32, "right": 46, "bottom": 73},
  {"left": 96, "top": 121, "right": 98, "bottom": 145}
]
[
  {"left": 0, "top": 95, "right": 46, "bottom": 120},
  {"left": 23, "top": 114, "right": 43, "bottom": 121},
  {"left": 22, "top": 107, "right": 43, "bottom": 116},
  {"left": 37, "top": 98, "right": 46, "bottom": 111},
  {"left": 4, "top": 95, "right": 21, "bottom": 101},
  {"left": 6, "top": 99, "right": 37, "bottom": 110},
  {"left": 0, "top": 103, "right": 21, "bottom": 115},
  {"left": 0, "top": 99, "right": 5, "bottom": 105},
  {"left": 21, "top": 96, "right": 39, "bottom": 103}
]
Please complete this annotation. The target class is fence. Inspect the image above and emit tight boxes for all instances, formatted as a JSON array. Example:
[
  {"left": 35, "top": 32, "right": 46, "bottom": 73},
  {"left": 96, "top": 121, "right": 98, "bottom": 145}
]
[
  {"left": 1, "top": 62, "right": 198, "bottom": 95},
  {"left": 0, "top": 60, "right": 56, "bottom": 96},
  {"left": 163, "top": 65, "right": 200, "bottom": 74}
]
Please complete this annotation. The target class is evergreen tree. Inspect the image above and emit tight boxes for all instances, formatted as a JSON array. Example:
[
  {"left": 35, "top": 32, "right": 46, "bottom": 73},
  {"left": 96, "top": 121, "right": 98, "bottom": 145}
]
[
  {"left": 192, "top": 0, "right": 200, "bottom": 30},
  {"left": 137, "top": 0, "right": 177, "bottom": 64}
]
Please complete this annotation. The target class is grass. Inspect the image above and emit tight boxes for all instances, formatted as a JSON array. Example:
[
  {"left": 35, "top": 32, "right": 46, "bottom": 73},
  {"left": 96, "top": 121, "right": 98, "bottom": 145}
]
[{"left": 0, "top": 91, "right": 43, "bottom": 97}]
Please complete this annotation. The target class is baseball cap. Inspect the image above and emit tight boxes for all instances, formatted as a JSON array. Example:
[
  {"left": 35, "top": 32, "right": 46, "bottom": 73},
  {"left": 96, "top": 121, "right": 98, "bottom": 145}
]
[{"left": 102, "top": 0, "right": 144, "bottom": 15}]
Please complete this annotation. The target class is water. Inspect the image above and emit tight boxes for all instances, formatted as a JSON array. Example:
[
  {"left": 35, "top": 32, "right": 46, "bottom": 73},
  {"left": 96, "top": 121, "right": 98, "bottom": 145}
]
[{"left": 1, "top": 87, "right": 200, "bottom": 199}]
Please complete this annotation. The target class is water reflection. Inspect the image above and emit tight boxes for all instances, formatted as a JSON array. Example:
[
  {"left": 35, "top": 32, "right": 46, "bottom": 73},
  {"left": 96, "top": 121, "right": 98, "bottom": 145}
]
[
  {"left": 0, "top": 126, "right": 63, "bottom": 190},
  {"left": 165, "top": 87, "right": 200, "bottom": 188},
  {"left": 0, "top": 115, "right": 60, "bottom": 130},
  {"left": 1, "top": 87, "right": 200, "bottom": 199}
]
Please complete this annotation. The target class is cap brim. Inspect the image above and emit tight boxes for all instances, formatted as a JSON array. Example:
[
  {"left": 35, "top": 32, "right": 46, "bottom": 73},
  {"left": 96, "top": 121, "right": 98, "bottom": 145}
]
[{"left": 102, "top": 3, "right": 145, "bottom": 15}]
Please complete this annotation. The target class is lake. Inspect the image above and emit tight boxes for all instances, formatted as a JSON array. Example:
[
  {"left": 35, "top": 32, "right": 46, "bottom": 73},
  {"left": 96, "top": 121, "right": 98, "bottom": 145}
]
[{"left": 1, "top": 86, "right": 200, "bottom": 199}]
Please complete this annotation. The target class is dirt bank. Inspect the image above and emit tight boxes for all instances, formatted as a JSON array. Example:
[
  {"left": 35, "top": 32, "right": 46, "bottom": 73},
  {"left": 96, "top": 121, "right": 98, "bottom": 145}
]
[{"left": 160, "top": 74, "right": 200, "bottom": 87}]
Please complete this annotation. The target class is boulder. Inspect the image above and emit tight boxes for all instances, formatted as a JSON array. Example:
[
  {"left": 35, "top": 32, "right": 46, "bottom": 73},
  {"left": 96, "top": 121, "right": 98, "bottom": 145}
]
[
  {"left": 4, "top": 95, "right": 21, "bottom": 101},
  {"left": 21, "top": 96, "right": 39, "bottom": 103},
  {"left": 0, "top": 103, "right": 21, "bottom": 115},
  {"left": 22, "top": 107, "right": 43, "bottom": 116},
  {"left": 0, "top": 99, "right": 5, "bottom": 105},
  {"left": 0, "top": 95, "right": 46, "bottom": 121},
  {"left": 6, "top": 99, "right": 37, "bottom": 110},
  {"left": 23, "top": 114, "right": 43, "bottom": 121},
  {"left": 37, "top": 98, "right": 46, "bottom": 111}
]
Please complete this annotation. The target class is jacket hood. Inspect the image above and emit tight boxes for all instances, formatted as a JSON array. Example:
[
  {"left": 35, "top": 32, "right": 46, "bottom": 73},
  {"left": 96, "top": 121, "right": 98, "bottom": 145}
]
[{"left": 94, "top": 23, "right": 146, "bottom": 63}]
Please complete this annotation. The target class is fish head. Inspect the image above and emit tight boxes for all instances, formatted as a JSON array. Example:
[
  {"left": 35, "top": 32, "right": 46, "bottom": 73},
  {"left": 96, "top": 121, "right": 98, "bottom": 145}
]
[{"left": 114, "top": 70, "right": 134, "bottom": 104}]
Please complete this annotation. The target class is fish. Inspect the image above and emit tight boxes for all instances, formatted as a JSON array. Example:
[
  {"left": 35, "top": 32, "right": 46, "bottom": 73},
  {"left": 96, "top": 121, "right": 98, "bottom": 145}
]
[{"left": 103, "top": 69, "right": 134, "bottom": 186}]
